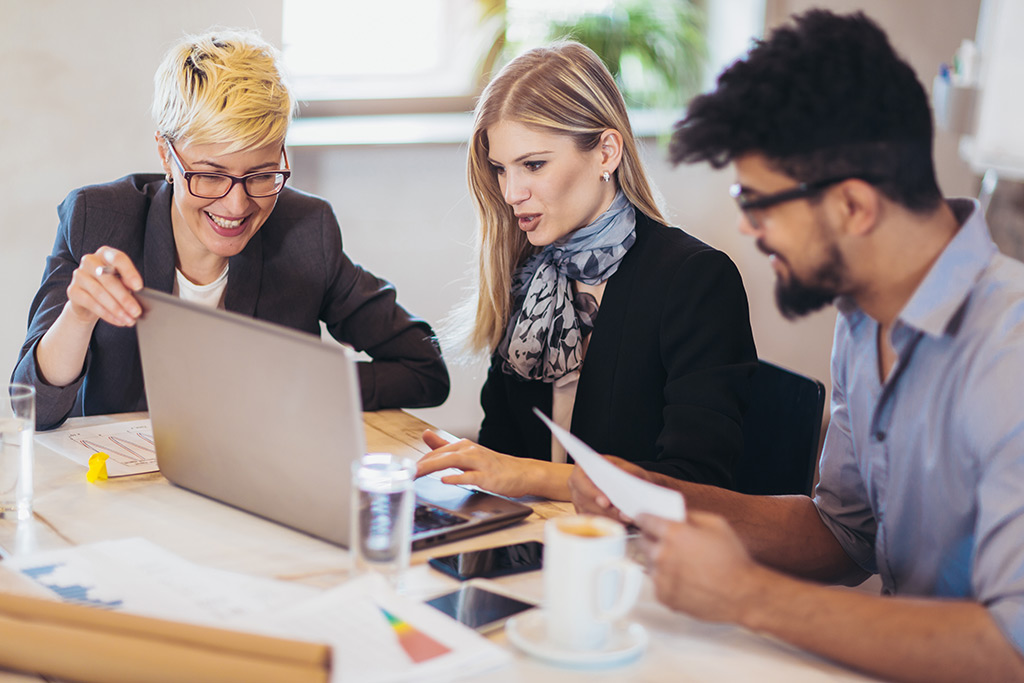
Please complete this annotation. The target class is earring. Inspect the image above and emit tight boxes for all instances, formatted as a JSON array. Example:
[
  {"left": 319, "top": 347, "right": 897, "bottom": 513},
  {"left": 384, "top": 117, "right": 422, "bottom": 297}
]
[
  {"left": 165, "top": 174, "right": 174, "bottom": 184},
  {"left": 601, "top": 171, "right": 611, "bottom": 182}
]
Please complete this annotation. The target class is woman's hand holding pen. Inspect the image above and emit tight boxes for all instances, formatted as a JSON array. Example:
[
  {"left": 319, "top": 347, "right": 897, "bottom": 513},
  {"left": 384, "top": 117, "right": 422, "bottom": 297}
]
[
  {"left": 66, "top": 247, "right": 144, "bottom": 328},
  {"left": 36, "top": 246, "right": 145, "bottom": 387}
]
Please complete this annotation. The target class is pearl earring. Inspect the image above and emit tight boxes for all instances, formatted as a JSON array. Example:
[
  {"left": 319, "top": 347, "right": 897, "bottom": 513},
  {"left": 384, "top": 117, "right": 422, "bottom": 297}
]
[{"left": 601, "top": 171, "right": 611, "bottom": 182}]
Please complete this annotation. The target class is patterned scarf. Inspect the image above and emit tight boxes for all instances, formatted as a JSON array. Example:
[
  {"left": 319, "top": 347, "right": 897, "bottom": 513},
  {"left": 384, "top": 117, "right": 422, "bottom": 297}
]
[{"left": 497, "top": 191, "right": 637, "bottom": 381}]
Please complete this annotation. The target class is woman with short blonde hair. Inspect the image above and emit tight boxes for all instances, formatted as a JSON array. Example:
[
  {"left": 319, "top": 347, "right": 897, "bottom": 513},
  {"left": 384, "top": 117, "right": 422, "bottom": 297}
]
[
  {"left": 418, "top": 42, "right": 756, "bottom": 500},
  {"left": 16, "top": 29, "right": 448, "bottom": 430}
]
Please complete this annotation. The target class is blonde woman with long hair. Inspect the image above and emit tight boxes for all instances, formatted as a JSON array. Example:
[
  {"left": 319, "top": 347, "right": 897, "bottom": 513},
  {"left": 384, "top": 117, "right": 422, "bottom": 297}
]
[
  {"left": 417, "top": 42, "right": 756, "bottom": 500},
  {"left": 15, "top": 29, "right": 448, "bottom": 430}
]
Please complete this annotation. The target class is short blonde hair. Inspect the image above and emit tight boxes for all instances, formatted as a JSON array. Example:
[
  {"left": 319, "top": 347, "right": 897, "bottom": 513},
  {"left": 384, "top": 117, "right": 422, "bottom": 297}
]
[
  {"left": 152, "top": 29, "right": 293, "bottom": 152},
  {"left": 466, "top": 41, "right": 665, "bottom": 353}
]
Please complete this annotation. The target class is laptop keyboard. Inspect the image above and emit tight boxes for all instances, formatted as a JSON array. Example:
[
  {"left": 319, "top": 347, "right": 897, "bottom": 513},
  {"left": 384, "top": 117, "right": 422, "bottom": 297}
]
[{"left": 413, "top": 503, "right": 466, "bottom": 534}]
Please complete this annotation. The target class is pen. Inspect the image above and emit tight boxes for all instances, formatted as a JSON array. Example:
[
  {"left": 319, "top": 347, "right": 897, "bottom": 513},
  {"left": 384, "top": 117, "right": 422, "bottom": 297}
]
[{"left": 94, "top": 248, "right": 118, "bottom": 278}]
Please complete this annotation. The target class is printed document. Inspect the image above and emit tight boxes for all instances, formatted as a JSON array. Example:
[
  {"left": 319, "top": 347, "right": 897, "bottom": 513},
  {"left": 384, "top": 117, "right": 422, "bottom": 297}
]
[{"left": 535, "top": 408, "right": 685, "bottom": 521}]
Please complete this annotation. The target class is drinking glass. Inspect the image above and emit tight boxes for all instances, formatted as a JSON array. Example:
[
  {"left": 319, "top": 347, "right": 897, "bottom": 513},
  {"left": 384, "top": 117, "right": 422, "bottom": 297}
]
[
  {"left": 350, "top": 453, "right": 416, "bottom": 585},
  {"left": 0, "top": 384, "right": 35, "bottom": 521}
]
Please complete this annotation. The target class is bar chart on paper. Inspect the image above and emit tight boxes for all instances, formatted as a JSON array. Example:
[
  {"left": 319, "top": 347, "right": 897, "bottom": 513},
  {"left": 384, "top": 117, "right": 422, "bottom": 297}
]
[
  {"left": 18, "top": 561, "right": 124, "bottom": 609},
  {"left": 34, "top": 419, "right": 159, "bottom": 476}
]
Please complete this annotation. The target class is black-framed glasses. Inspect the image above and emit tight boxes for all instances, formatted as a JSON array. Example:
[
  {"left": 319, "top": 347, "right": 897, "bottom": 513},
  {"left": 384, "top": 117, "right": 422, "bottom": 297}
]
[
  {"left": 165, "top": 140, "right": 291, "bottom": 199},
  {"left": 729, "top": 175, "right": 871, "bottom": 227}
]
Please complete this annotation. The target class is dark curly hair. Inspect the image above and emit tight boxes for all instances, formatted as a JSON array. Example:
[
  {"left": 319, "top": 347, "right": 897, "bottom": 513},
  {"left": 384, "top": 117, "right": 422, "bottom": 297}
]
[{"left": 670, "top": 10, "right": 942, "bottom": 212}]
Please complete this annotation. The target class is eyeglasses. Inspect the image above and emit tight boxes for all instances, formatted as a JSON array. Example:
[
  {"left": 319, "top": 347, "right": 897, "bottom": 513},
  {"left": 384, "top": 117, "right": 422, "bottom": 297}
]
[
  {"left": 729, "top": 175, "right": 871, "bottom": 228},
  {"left": 165, "top": 140, "right": 291, "bottom": 199}
]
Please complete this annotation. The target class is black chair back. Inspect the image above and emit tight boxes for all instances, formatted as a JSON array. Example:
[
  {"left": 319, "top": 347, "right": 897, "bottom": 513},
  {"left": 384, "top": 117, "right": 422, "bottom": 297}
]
[{"left": 734, "top": 360, "right": 826, "bottom": 496}]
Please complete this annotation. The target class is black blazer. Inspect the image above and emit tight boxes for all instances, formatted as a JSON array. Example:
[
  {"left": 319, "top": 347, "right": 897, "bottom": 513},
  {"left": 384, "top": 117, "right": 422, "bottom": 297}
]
[
  {"left": 14, "top": 174, "right": 449, "bottom": 430},
  {"left": 478, "top": 212, "right": 756, "bottom": 487}
]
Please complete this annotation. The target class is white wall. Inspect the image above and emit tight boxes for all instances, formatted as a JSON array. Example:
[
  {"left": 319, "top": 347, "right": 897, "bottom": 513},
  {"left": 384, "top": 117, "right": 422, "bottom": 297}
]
[{"left": 2, "top": 1, "right": 999, "bottom": 442}]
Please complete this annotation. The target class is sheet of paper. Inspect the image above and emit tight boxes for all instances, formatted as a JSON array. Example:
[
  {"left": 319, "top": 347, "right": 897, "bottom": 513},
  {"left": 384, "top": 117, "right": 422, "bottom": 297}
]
[
  {"left": 241, "top": 574, "right": 511, "bottom": 683},
  {"left": 5, "top": 538, "right": 317, "bottom": 627},
  {"left": 8, "top": 540, "right": 509, "bottom": 682},
  {"left": 34, "top": 419, "right": 158, "bottom": 476},
  {"left": 533, "top": 408, "right": 685, "bottom": 521}
]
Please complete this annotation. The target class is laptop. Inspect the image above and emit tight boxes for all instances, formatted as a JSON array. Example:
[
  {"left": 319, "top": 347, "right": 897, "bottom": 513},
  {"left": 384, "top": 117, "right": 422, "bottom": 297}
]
[{"left": 134, "top": 288, "right": 531, "bottom": 550}]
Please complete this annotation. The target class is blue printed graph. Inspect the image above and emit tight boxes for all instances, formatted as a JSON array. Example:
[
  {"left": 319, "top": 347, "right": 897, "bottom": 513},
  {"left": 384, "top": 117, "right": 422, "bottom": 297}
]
[{"left": 20, "top": 562, "right": 123, "bottom": 609}]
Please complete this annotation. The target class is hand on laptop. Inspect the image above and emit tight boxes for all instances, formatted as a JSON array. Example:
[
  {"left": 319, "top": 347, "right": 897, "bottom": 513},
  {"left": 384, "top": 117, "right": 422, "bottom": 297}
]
[{"left": 417, "top": 430, "right": 552, "bottom": 499}]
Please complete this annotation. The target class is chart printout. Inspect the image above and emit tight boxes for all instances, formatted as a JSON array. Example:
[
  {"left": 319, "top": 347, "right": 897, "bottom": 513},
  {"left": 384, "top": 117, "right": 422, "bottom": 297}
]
[{"left": 34, "top": 419, "right": 158, "bottom": 476}]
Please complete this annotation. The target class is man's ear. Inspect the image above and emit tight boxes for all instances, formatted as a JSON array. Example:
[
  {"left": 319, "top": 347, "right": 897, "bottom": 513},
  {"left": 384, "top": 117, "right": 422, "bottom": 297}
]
[{"left": 833, "top": 179, "right": 882, "bottom": 237}]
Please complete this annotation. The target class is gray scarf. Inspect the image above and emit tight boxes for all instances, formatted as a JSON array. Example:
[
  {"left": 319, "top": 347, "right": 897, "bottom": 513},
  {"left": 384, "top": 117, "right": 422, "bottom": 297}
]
[{"left": 498, "top": 191, "right": 637, "bottom": 381}]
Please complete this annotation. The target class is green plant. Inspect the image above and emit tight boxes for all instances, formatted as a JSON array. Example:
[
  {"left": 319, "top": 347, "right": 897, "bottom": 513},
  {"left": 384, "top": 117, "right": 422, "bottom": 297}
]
[{"left": 546, "top": 0, "right": 706, "bottom": 109}]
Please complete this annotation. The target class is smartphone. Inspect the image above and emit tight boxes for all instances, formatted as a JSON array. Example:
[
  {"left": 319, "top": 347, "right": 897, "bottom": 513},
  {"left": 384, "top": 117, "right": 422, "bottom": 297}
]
[
  {"left": 427, "top": 541, "right": 543, "bottom": 581},
  {"left": 425, "top": 583, "right": 536, "bottom": 632}
]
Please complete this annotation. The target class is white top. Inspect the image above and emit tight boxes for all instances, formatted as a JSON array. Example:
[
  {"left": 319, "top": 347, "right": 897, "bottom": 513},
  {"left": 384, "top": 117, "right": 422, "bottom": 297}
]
[
  {"left": 551, "top": 280, "right": 606, "bottom": 463},
  {"left": 172, "top": 265, "right": 229, "bottom": 309}
]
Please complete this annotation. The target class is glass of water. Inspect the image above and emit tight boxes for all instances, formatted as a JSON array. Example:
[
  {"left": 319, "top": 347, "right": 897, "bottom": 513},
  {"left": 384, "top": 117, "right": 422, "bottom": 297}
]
[
  {"left": 0, "top": 384, "right": 35, "bottom": 521},
  {"left": 351, "top": 453, "right": 416, "bottom": 585}
]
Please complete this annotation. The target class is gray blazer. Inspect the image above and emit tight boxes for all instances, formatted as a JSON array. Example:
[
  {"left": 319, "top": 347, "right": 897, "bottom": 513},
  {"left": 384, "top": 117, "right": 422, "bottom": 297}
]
[{"left": 14, "top": 174, "right": 449, "bottom": 430}]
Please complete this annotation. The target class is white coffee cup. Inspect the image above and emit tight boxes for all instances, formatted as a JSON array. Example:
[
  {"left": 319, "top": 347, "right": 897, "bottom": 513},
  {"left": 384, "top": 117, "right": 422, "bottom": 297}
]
[{"left": 543, "top": 514, "right": 643, "bottom": 651}]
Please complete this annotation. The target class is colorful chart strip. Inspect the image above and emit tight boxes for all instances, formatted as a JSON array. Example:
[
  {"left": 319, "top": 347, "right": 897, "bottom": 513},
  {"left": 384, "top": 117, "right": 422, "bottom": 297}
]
[{"left": 379, "top": 607, "right": 451, "bottom": 663}]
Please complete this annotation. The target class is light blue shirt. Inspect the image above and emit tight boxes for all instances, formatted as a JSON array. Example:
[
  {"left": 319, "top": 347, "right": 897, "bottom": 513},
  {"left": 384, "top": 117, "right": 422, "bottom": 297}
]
[{"left": 814, "top": 198, "right": 1024, "bottom": 654}]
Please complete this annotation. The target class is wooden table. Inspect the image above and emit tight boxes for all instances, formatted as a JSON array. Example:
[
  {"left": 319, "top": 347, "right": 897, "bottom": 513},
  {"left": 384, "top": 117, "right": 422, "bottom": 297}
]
[{"left": 0, "top": 411, "right": 879, "bottom": 682}]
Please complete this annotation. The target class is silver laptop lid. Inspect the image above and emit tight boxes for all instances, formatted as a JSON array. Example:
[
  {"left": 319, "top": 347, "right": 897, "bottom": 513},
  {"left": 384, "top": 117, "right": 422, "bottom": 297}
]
[{"left": 136, "top": 288, "right": 364, "bottom": 547}]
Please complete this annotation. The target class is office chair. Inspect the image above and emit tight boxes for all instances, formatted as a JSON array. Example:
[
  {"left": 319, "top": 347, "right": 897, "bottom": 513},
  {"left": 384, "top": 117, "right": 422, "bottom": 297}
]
[{"left": 734, "top": 360, "right": 827, "bottom": 497}]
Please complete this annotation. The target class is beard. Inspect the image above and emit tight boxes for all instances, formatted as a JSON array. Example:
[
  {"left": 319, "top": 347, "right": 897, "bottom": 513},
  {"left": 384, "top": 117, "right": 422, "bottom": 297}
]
[{"left": 773, "top": 242, "right": 846, "bottom": 320}]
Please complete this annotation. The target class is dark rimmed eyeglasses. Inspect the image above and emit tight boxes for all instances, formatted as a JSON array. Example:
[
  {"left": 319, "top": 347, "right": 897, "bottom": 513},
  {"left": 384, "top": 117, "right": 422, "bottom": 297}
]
[
  {"left": 729, "top": 175, "right": 873, "bottom": 228},
  {"left": 165, "top": 140, "right": 291, "bottom": 199}
]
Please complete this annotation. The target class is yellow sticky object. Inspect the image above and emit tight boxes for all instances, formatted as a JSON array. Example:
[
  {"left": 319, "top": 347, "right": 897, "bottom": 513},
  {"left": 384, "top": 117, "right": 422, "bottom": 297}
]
[{"left": 87, "top": 452, "right": 109, "bottom": 483}]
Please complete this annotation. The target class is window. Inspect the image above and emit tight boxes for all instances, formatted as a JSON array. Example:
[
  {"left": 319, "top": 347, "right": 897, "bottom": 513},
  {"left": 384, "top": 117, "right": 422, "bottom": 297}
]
[
  {"left": 283, "top": 0, "right": 498, "bottom": 105},
  {"left": 283, "top": 0, "right": 764, "bottom": 144}
]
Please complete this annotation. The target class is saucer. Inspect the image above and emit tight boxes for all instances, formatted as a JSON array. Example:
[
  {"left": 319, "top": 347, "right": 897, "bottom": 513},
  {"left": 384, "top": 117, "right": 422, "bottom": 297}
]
[{"left": 505, "top": 610, "right": 647, "bottom": 668}]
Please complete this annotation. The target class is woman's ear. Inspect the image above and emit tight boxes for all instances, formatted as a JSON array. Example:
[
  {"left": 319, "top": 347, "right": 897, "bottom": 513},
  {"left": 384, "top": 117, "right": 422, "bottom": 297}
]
[
  {"left": 599, "top": 129, "right": 624, "bottom": 175},
  {"left": 154, "top": 132, "right": 172, "bottom": 178}
]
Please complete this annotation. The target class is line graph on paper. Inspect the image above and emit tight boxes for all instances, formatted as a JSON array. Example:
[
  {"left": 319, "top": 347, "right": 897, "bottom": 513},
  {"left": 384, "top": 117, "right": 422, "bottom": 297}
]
[
  {"left": 73, "top": 425, "right": 154, "bottom": 467},
  {"left": 34, "top": 419, "right": 159, "bottom": 477}
]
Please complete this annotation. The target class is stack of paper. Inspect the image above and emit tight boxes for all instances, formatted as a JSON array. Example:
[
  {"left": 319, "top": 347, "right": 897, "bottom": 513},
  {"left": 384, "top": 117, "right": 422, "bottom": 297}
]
[
  {"left": 5, "top": 538, "right": 318, "bottom": 625},
  {"left": 0, "top": 591, "right": 330, "bottom": 683},
  {"left": 4, "top": 539, "right": 510, "bottom": 683}
]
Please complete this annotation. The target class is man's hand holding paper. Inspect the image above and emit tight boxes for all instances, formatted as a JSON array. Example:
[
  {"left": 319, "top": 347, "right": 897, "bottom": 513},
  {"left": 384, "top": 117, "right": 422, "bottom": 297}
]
[{"left": 533, "top": 408, "right": 685, "bottom": 522}]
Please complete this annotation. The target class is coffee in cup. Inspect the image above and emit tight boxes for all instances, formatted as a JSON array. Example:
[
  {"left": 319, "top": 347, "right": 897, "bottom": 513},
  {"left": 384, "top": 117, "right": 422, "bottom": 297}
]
[{"left": 557, "top": 520, "right": 610, "bottom": 538}]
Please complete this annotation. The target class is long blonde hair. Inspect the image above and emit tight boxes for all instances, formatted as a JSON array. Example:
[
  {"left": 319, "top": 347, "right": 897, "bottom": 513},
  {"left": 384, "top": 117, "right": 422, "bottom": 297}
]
[{"left": 466, "top": 41, "right": 665, "bottom": 353}]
